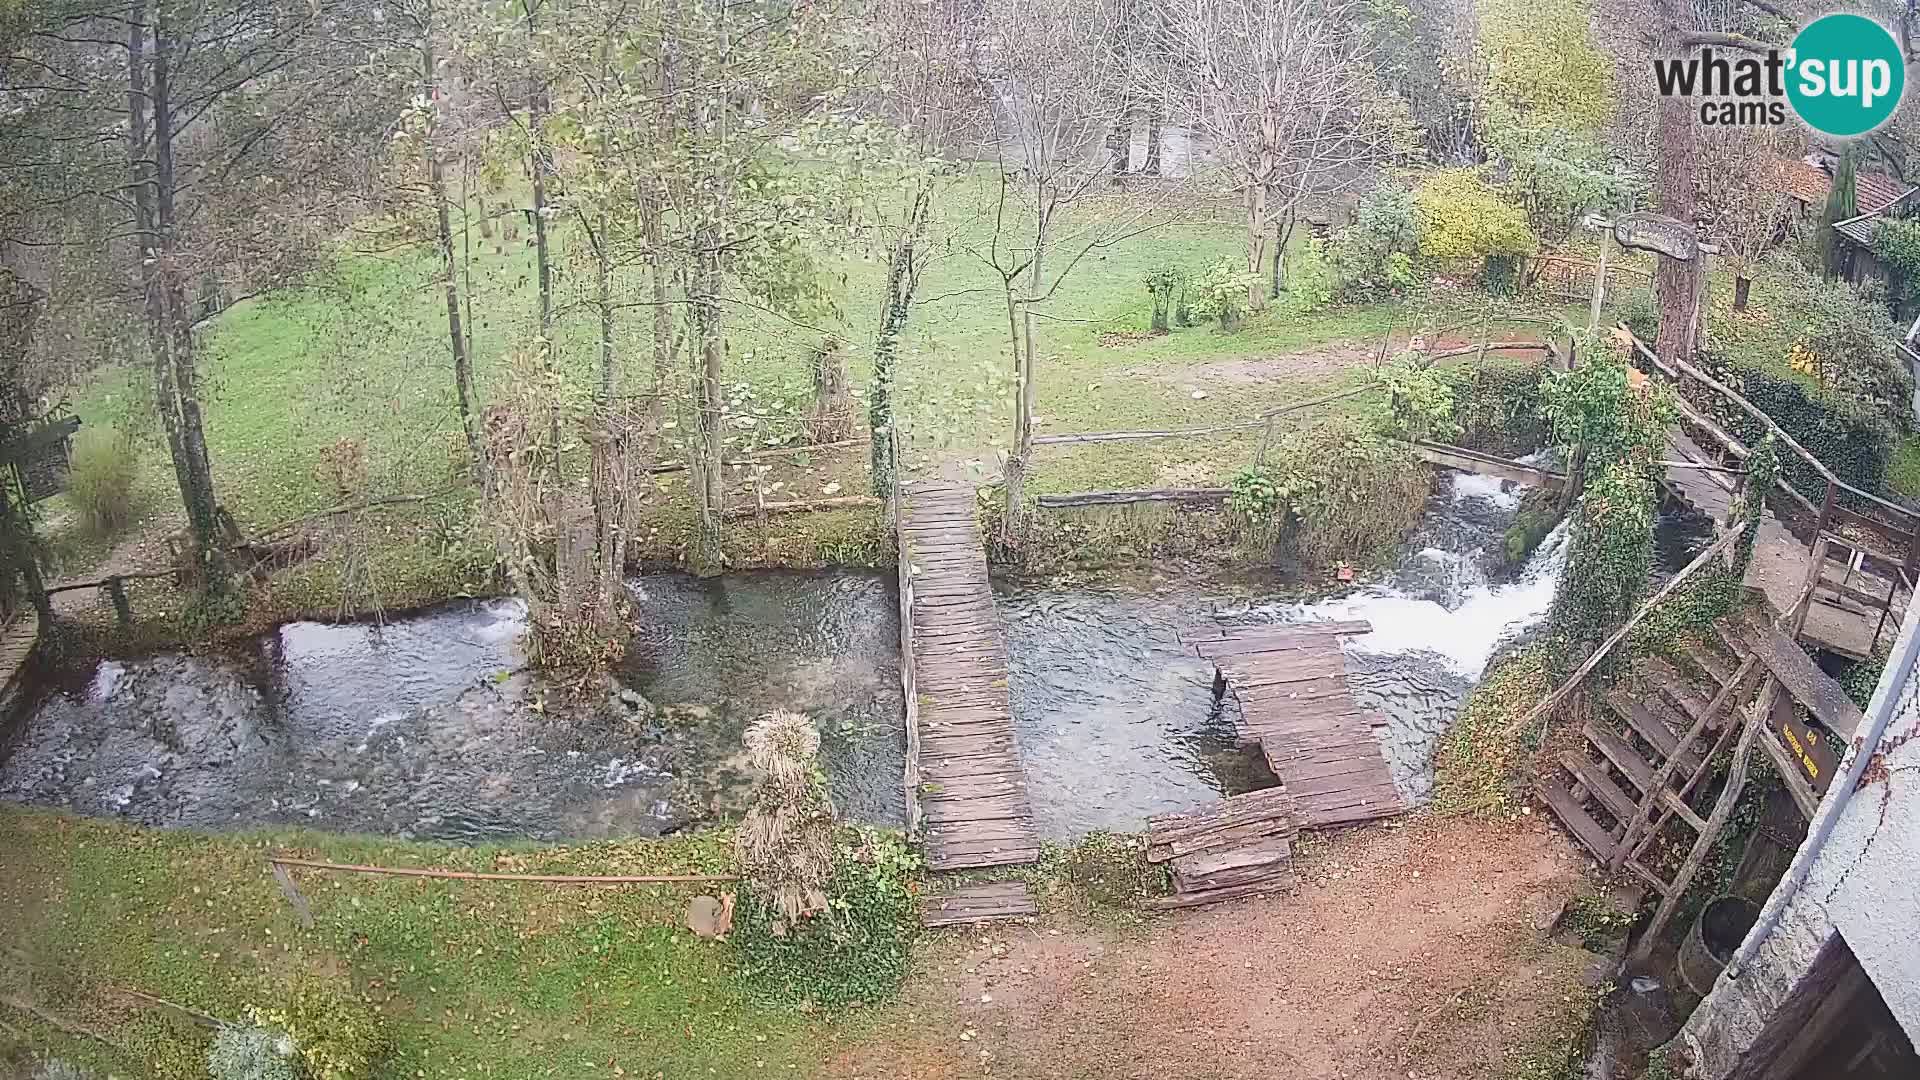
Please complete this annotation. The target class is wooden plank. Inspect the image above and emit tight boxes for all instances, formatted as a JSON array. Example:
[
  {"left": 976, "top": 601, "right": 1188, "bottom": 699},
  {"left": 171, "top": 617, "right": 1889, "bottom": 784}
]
[
  {"left": 1584, "top": 721, "right": 1659, "bottom": 793},
  {"left": 1559, "top": 751, "right": 1638, "bottom": 824},
  {"left": 1606, "top": 688, "right": 1700, "bottom": 771},
  {"left": 1145, "top": 787, "right": 1299, "bottom": 855},
  {"left": 1536, "top": 776, "right": 1619, "bottom": 863},
  {"left": 1728, "top": 615, "right": 1864, "bottom": 740},
  {"left": 922, "top": 881, "right": 1037, "bottom": 926},
  {"left": 1143, "top": 874, "right": 1298, "bottom": 911}
]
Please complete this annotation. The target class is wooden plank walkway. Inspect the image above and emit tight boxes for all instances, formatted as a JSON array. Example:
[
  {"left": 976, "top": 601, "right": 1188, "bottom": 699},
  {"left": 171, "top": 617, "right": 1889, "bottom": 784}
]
[
  {"left": 1190, "top": 623, "right": 1405, "bottom": 828},
  {"left": 1660, "top": 429, "right": 1899, "bottom": 659},
  {"left": 921, "top": 880, "right": 1037, "bottom": 927},
  {"left": 897, "top": 481, "right": 1040, "bottom": 873}
]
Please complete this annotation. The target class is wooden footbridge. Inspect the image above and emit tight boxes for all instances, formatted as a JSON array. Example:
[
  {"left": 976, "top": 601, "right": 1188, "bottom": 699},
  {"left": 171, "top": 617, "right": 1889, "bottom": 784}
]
[
  {"left": 1189, "top": 621, "right": 1405, "bottom": 828},
  {"left": 896, "top": 481, "right": 1041, "bottom": 926}
]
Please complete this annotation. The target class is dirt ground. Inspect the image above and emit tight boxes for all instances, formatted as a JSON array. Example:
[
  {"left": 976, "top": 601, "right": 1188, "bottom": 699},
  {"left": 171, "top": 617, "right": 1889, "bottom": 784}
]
[
  {"left": 835, "top": 815, "right": 1603, "bottom": 1080},
  {"left": 1146, "top": 333, "right": 1554, "bottom": 393}
]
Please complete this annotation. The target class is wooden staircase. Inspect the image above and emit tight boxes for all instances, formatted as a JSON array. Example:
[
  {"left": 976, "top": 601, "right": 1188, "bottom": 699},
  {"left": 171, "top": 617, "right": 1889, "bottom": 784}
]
[{"left": 1536, "top": 620, "right": 1761, "bottom": 901}]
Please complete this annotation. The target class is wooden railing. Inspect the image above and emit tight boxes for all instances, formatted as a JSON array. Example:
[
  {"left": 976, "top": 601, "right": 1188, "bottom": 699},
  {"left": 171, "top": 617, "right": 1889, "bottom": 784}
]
[
  {"left": 1623, "top": 327, "right": 1920, "bottom": 652},
  {"left": 1527, "top": 252, "right": 1651, "bottom": 304}
]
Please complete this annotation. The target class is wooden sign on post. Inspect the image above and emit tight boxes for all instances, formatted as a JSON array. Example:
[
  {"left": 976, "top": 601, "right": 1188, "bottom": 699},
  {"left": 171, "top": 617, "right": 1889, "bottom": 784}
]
[{"left": 1613, "top": 211, "right": 1700, "bottom": 261}]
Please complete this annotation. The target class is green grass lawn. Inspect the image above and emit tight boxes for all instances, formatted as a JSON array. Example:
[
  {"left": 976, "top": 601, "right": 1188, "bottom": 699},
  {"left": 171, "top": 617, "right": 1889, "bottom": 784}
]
[
  {"left": 40, "top": 175, "right": 1574, "bottom": 628},
  {"left": 0, "top": 808, "right": 871, "bottom": 1079}
]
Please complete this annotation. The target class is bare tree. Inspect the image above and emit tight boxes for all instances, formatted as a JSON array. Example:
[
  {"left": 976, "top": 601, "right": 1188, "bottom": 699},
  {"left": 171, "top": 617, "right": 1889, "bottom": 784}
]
[
  {"left": 973, "top": 0, "right": 1175, "bottom": 529},
  {"left": 1151, "top": 0, "right": 1413, "bottom": 312},
  {"left": 864, "top": 0, "right": 989, "bottom": 495},
  {"left": 1697, "top": 124, "right": 1800, "bottom": 312}
]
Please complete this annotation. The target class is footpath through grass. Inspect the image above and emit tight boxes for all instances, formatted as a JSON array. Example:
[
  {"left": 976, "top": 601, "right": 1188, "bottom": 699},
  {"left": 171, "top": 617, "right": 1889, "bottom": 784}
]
[{"left": 0, "top": 807, "right": 873, "bottom": 1079}]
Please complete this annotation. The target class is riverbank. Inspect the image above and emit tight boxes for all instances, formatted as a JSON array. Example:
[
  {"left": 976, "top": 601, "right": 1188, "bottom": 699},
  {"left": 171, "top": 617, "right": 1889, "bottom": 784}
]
[{"left": 0, "top": 807, "right": 1607, "bottom": 1080}]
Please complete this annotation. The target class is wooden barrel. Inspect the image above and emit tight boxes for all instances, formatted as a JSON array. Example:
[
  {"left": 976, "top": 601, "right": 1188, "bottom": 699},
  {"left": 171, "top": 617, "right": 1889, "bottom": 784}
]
[{"left": 1678, "top": 895, "right": 1761, "bottom": 996}]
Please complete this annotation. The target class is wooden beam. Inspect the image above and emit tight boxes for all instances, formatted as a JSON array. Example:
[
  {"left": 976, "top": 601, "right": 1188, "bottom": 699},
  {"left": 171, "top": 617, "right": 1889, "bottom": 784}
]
[
  {"left": 1410, "top": 439, "right": 1567, "bottom": 489},
  {"left": 1627, "top": 679, "right": 1773, "bottom": 968},
  {"left": 1035, "top": 487, "right": 1229, "bottom": 508},
  {"left": 1513, "top": 522, "right": 1748, "bottom": 733}
]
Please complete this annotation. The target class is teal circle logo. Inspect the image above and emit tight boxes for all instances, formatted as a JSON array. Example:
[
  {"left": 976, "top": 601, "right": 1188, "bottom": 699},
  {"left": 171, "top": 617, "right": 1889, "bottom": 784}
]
[{"left": 1787, "top": 14, "right": 1905, "bottom": 137}]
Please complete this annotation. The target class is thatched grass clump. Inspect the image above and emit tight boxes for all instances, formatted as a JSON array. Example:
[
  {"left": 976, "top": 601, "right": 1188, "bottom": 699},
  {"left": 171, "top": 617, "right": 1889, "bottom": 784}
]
[{"left": 735, "top": 710, "right": 836, "bottom": 933}]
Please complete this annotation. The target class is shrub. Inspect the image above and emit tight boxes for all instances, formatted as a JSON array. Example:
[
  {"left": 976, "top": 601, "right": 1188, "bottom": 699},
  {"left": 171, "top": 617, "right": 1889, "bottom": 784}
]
[
  {"left": 1413, "top": 168, "right": 1537, "bottom": 264},
  {"left": 1446, "top": 357, "right": 1551, "bottom": 455},
  {"left": 733, "top": 826, "right": 922, "bottom": 1007},
  {"left": 1778, "top": 270, "right": 1911, "bottom": 416},
  {"left": 1616, "top": 286, "right": 1659, "bottom": 343},
  {"left": 207, "top": 1026, "right": 299, "bottom": 1080},
  {"left": 1254, "top": 420, "right": 1431, "bottom": 569},
  {"left": 1328, "top": 184, "right": 1418, "bottom": 298},
  {"left": 247, "top": 982, "right": 385, "bottom": 1080},
  {"left": 1276, "top": 238, "right": 1337, "bottom": 315},
  {"left": 1367, "top": 356, "right": 1462, "bottom": 441},
  {"left": 1190, "top": 256, "right": 1256, "bottom": 328},
  {"left": 1144, "top": 265, "right": 1180, "bottom": 332},
  {"left": 1431, "top": 645, "right": 1554, "bottom": 815},
  {"left": 734, "top": 710, "right": 835, "bottom": 931},
  {"left": 1870, "top": 216, "right": 1920, "bottom": 312},
  {"left": 66, "top": 425, "right": 138, "bottom": 535},
  {"left": 1706, "top": 358, "right": 1898, "bottom": 503}
]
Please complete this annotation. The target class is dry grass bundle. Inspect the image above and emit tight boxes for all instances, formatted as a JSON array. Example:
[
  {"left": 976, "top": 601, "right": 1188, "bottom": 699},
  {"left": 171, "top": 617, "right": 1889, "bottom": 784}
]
[{"left": 735, "top": 710, "right": 837, "bottom": 933}]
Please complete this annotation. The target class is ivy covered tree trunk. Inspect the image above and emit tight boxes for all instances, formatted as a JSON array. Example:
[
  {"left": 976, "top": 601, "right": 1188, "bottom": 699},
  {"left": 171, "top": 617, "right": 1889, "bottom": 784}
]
[
  {"left": 422, "top": 30, "right": 485, "bottom": 488},
  {"left": 689, "top": 249, "right": 727, "bottom": 575},
  {"left": 870, "top": 188, "right": 928, "bottom": 498}
]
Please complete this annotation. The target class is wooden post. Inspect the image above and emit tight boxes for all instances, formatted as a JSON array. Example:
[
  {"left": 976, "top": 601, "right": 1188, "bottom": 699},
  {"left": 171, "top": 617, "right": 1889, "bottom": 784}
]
[
  {"left": 1588, "top": 227, "right": 1613, "bottom": 335},
  {"left": 105, "top": 577, "right": 131, "bottom": 627},
  {"left": 271, "top": 862, "right": 314, "bottom": 929}
]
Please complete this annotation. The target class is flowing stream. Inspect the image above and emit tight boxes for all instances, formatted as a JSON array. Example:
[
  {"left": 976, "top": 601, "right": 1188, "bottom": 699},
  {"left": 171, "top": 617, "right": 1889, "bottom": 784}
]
[{"left": 2, "top": 470, "right": 1582, "bottom": 844}]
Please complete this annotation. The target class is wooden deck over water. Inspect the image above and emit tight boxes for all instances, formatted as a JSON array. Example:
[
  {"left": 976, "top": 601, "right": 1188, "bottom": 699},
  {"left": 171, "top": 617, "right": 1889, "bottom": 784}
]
[
  {"left": 897, "top": 482, "right": 1040, "bottom": 873},
  {"left": 1189, "top": 622, "right": 1405, "bottom": 828}
]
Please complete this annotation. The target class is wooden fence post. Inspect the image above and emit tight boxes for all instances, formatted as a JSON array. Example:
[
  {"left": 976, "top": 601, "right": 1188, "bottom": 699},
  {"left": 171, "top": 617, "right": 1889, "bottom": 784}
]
[{"left": 105, "top": 577, "right": 131, "bottom": 627}]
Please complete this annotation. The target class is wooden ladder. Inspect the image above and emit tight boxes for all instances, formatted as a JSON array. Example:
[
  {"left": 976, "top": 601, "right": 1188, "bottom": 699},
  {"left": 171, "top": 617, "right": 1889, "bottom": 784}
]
[{"left": 1536, "top": 619, "right": 1760, "bottom": 885}]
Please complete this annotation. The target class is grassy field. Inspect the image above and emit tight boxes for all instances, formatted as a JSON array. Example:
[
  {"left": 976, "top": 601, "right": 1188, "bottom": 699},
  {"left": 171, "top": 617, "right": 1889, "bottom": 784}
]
[
  {"left": 36, "top": 176, "right": 1573, "bottom": 631},
  {"left": 0, "top": 808, "right": 861, "bottom": 1079}
]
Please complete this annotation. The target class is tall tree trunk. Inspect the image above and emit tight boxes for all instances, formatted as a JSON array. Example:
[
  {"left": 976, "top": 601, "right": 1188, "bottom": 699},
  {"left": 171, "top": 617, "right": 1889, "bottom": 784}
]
[
  {"left": 1143, "top": 114, "right": 1162, "bottom": 177},
  {"left": 1652, "top": 88, "right": 1699, "bottom": 364},
  {"left": 1107, "top": 111, "right": 1130, "bottom": 178},
  {"left": 1002, "top": 229, "right": 1043, "bottom": 533},
  {"left": 689, "top": 248, "right": 726, "bottom": 573},
  {"left": 150, "top": 9, "right": 226, "bottom": 584},
  {"left": 1245, "top": 182, "right": 1269, "bottom": 313},
  {"left": 870, "top": 188, "right": 929, "bottom": 498},
  {"left": 423, "top": 33, "right": 485, "bottom": 487},
  {"left": 126, "top": 6, "right": 190, "bottom": 517}
]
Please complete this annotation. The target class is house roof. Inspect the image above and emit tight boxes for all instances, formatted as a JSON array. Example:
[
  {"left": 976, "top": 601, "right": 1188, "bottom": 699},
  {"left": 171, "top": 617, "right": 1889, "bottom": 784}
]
[
  {"left": 1780, "top": 155, "right": 1910, "bottom": 213},
  {"left": 1857, "top": 170, "right": 1909, "bottom": 213},
  {"left": 1832, "top": 188, "right": 1920, "bottom": 249},
  {"left": 1783, "top": 158, "right": 1833, "bottom": 204}
]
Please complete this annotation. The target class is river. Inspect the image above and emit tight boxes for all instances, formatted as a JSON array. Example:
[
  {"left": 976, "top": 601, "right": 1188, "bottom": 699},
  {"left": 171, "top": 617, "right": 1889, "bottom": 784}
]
[{"left": 1, "top": 469, "right": 1593, "bottom": 843}]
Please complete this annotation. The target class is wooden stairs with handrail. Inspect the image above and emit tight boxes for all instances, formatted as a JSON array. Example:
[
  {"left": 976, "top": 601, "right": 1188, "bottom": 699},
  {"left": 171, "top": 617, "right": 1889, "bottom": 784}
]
[
  {"left": 1536, "top": 605, "right": 1864, "bottom": 965},
  {"left": 1536, "top": 618, "right": 1758, "bottom": 898}
]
